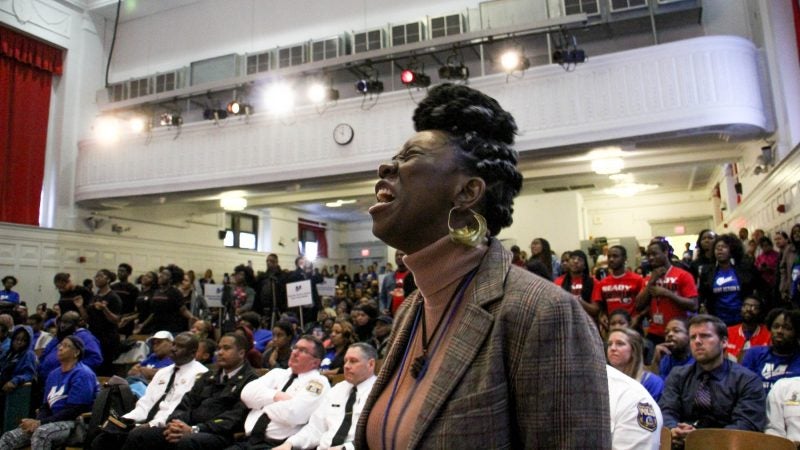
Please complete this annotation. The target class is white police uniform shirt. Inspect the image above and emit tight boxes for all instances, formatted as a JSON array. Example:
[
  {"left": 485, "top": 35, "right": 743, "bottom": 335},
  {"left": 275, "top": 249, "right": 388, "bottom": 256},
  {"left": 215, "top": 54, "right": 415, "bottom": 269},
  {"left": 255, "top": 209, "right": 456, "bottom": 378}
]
[
  {"left": 123, "top": 360, "right": 208, "bottom": 426},
  {"left": 241, "top": 367, "right": 330, "bottom": 440},
  {"left": 287, "top": 375, "right": 377, "bottom": 450},
  {"left": 607, "top": 365, "right": 663, "bottom": 450},
  {"left": 766, "top": 376, "right": 800, "bottom": 442}
]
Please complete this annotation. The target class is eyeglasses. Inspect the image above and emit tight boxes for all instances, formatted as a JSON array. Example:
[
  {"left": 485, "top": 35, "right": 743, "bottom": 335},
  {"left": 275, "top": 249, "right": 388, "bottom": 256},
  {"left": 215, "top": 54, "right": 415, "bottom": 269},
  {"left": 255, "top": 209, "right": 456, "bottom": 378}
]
[{"left": 291, "top": 345, "right": 315, "bottom": 357}]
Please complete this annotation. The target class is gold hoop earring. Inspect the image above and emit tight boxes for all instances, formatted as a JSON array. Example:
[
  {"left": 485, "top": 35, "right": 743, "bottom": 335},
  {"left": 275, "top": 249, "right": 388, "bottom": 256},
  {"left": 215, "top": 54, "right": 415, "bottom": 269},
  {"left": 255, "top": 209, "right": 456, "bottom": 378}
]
[{"left": 448, "top": 207, "right": 488, "bottom": 247}]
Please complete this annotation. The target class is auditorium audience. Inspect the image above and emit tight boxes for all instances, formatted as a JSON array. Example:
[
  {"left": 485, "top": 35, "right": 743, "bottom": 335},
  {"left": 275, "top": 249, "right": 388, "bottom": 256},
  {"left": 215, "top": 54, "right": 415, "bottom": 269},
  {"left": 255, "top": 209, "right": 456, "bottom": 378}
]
[
  {"left": 659, "top": 314, "right": 765, "bottom": 447},
  {"left": 0, "top": 335, "right": 98, "bottom": 449},
  {"left": 7, "top": 228, "right": 800, "bottom": 448},
  {"left": 91, "top": 332, "right": 208, "bottom": 448},
  {"left": 0, "top": 325, "right": 37, "bottom": 403},
  {"left": 263, "top": 320, "right": 293, "bottom": 370},
  {"left": 606, "top": 328, "right": 664, "bottom": 401},
  {"left": 141, "top": 265, "right": 194, "bottom": 334},
  {"left": 778, "top": 224, "right": 800, "bottom": 304},
  {"left": 239, "top": 335, "right": 330, "bottom": 447},
  {"left": 555, "top": 249, "right": 599, "bottom": 318},
  {"left": 698, "top": 233, "right": 759, "bottom": 326},
  {"left": 689, "top": 229, "right": 716, "bottom": 283},
  {"left": 651, "top": 317, "right": 693, "bottom": 379},
  {"left": 606, "top": 365, "right": 663, "bottom": 450},
  {"left": 112, "top": 263, "right": 140, "bottom": 336},
  {"left": 54, "top": 272, "right": 92, "bottom": 316},
  {"left": 275, "top": 342, "right": 377, "bottom": 450},
  {"left": 128, "top": 330, "right": 175, "bottom": 384},
  {"left": 196, "top": 338, "right": 216, "bottom": 367},
  {"left": 0, "top": 276, "right": 20, "bottom": 304},
  {"left": 742, "top": 308, "right": 800, "bottom": 395},
  {"left": 766, "top": 376, "right": 800, "bottom": 445},
  {"left": 636, "top": 238, "right": 698, "bottom": 346},
  {"left": 321, "top": 319, "right": 356, "bottom": 376},
  {"left": 121, "top": 333, "right": 258, "bottom": 450},
  {"left": 528, "top": 237, "right": 558, "bottom": 280},
  {"left": 725, "top": 295, "right": 771, "bottom": 362},
  {"left": 87, "top": 268, "right": 123, "bottom": 376},
  {"left": 38, "top": 311, "right": 102, "bottom": 381}
]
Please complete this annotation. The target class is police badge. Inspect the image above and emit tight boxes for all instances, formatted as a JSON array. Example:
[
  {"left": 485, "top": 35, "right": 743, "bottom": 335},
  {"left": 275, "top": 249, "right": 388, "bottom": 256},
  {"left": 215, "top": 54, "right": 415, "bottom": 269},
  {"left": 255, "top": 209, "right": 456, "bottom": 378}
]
[{"left": 637, "top": 402, "right": 658, "bottom": 432}]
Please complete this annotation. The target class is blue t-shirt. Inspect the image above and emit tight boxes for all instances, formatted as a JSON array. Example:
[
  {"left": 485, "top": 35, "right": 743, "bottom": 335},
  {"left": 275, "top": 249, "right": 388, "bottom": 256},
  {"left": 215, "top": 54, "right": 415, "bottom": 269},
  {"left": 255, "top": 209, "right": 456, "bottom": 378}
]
[
  {"left": 711, "top": 267, "right": 742, "bottom": 325},
  {"left": 641, "top": 371, "right": 664, "bottom": 401},
  {"left": 139, "top": 353, "right": 173, "bottom": 369},
  {"left": 320, "top": 348, "right": 337, "bottom": 371},
  {"left": 253, "top": 329, "right": 273, "bottom": 353},
  {"left": 659, "top": 353, "right": 694, "bottom": 379},
  {"left": 44, "top": 361, "right": 98, "bottom": 414},
  {"left": 742, "top": 345, "right": 800, "bottom": 394},
  {"left": 0, "top": 290, "right": 19, "bottom": 304}
]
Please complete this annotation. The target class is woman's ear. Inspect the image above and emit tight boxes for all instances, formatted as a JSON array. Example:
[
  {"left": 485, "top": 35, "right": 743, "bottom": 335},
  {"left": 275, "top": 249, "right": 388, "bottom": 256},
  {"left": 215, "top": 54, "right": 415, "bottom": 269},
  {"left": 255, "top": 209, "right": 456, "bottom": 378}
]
[{"left": 454, "top": 177, "right": 486, "bottom": 210}]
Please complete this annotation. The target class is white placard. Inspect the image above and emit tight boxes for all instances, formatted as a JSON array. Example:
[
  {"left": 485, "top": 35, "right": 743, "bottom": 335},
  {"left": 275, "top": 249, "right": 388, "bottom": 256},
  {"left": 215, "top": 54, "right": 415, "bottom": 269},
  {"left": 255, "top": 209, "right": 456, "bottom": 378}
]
[
  {"left": 287, "top": 279, "right": 313, "bottom": 308},
  {"left": 204, "top": 283, "right": 224, "bottom": 308},
  {"left": 316, "top": 278, "right": 337, "bottom": 297}
]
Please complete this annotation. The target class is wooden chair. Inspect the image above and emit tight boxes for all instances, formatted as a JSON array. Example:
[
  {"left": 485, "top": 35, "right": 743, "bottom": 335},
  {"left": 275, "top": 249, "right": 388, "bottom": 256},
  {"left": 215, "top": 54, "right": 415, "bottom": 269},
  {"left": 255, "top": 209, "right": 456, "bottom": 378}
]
[
  {"left": 659, "top": 425, "right": 671, "bottom": 450},
  {"left": 684, "top": 428, "right": 795, "bottom": 450},
  {"left": 326, "top": 373, "right": 346, "bottom": 385}
]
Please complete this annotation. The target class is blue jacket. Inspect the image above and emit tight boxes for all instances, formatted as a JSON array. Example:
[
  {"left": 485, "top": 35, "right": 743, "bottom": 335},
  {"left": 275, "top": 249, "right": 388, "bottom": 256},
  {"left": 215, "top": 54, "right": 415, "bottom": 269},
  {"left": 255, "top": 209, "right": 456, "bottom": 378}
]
[
  {"left": 38, "top": 329, "right": 103, "bottom": 380},
  {"left": 0, "top": 325, "right": 38, "bottom": 387}
]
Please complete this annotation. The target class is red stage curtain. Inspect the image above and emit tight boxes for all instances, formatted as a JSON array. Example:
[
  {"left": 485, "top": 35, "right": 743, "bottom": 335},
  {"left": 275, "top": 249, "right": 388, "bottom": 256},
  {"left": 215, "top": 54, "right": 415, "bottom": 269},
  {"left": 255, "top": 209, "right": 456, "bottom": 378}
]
[
  {"left": 0, "top": 25, "right": 63, "bottom": 225},
  {"left": 298, "top": 219, "right": 329, "bottom": 258}
]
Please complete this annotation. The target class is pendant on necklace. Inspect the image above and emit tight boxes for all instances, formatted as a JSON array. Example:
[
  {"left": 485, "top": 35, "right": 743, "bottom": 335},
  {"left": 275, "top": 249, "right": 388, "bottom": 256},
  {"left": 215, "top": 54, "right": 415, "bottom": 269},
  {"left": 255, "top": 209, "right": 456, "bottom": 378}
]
[{"left": 410, "top": 355, "right": 428, "bottom": 379}]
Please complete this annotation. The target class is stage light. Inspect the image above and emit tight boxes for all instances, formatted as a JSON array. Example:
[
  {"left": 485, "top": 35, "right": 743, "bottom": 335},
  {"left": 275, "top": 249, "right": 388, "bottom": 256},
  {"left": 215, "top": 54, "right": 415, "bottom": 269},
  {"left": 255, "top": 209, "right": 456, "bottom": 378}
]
[
  {"left": 203, "top": 109, "right": 228, "bottom": 121},
  {"left": 400, "top": 69, "right": 430, "bottom": 88},
  {"left": 355, "top": 79, "right": 383, "bottom": 94},
  {"left": 129, "top": 117, "right": 147, "bottom": 133},
  {"left": 95, "top": 116, "right": 120, "bottom": 144},
  {"left": 438, "top": 63, "right": 469, "bottom": 81},
  {"left": 265, "top": 83, "right": 295, "bottom": 115},
  {"left": 159, "top": 113, "right": 182, "bottom": 127},
  {"left": 500, "top": 50, "right": 530, "bottom": 73},
  {"left": 591, "top": 158, "right": 624, "bottom": 175},
  {"left": 307, "top": 83, "right": 340, "bottom": 104},
  {"left": 552, "top": 49, "right": 586, "bottom": 65},
  {"left": 226, "top": 100, "right": 252, "bottom": 116}
]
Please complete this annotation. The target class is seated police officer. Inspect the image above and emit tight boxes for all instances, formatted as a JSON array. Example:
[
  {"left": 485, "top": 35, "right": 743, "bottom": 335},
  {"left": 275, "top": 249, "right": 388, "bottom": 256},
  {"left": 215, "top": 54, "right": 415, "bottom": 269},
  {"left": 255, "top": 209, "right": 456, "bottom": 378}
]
[
  {"left": 232, "top": 335, "right": 329, "bottom": 449},
  {"left": 91, "top": 332, "right": 208, "bottom": 448},
  {"left": 274, "top": 342, "right": 378, "bottom": 450},
  {"left": 121, "top": 333, "right": 257, "bottom": 450}
]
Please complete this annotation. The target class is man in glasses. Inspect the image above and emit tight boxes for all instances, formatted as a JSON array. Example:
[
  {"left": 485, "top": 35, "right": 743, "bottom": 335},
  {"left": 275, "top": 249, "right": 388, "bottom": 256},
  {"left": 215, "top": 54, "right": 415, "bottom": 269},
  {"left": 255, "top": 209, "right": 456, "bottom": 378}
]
[{"left": 238, "top": 335, "right": 330, "bottom": 448}]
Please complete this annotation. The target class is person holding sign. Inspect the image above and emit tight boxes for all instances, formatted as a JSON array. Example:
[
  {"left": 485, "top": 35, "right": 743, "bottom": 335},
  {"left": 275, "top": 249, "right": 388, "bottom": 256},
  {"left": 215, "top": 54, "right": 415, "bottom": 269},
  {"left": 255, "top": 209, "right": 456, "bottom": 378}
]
[{"left": 356, "top": 84, "right": 609, "bottom": 448}]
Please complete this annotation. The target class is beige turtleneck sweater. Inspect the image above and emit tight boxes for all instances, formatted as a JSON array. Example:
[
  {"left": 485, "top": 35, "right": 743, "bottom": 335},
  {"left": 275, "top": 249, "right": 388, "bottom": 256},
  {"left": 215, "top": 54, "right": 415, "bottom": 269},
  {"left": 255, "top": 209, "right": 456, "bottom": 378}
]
[{"left": 366, "top": 235, "right": 488, "bottom": 449}]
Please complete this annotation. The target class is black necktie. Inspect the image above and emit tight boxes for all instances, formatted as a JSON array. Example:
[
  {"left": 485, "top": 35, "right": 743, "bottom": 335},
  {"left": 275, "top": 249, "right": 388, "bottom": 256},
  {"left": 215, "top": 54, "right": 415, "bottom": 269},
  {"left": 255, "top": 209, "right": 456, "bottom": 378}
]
[
  {"left": 222, "top": 373, "right": 229, "bottom": 384},
  {"left": 694, "top": 372, "right": 713, "bottom": 412},
  {"left": 249, "top": 373, "right": 298, "bottom": 444},
  {"left": 331, "top": 385, "right": 357, "bottom": 446},
  {"left": 145, "top": 366, "right": 178, "bottom": 421}
]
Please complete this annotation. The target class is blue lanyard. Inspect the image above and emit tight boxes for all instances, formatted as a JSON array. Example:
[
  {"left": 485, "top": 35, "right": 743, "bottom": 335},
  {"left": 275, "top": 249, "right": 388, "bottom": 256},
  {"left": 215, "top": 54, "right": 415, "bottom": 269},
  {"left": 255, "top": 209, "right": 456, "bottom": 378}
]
[{"left": 380, "top": 268, "right": 478, "bottom": 450}]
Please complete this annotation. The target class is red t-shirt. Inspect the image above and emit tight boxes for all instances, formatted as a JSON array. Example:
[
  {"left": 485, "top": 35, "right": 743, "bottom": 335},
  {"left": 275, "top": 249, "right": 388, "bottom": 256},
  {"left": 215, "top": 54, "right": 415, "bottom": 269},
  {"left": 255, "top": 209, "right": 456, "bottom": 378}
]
[
  {"left": 726, "top": 323, "right": 772, "bottom": 361},
  {"left": 591, "top": 271, "right": 644, "bottom": 316},
  {"left": 644, "top": 265, "right": 698, "bottom": 337},
  {"left": 554, "top": 274, "right": 593, "bottom": 299},
  {"left": 391, "top": 270, "right": 410, "bottom": 314}
]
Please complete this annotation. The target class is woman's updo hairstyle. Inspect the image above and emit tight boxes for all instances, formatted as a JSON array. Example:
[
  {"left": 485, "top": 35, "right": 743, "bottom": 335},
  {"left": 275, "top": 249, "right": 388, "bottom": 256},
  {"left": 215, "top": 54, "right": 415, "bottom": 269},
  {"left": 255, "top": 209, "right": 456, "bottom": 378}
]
[{"left": 412, "top": 83, "right": 523, "bottom": 236}]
